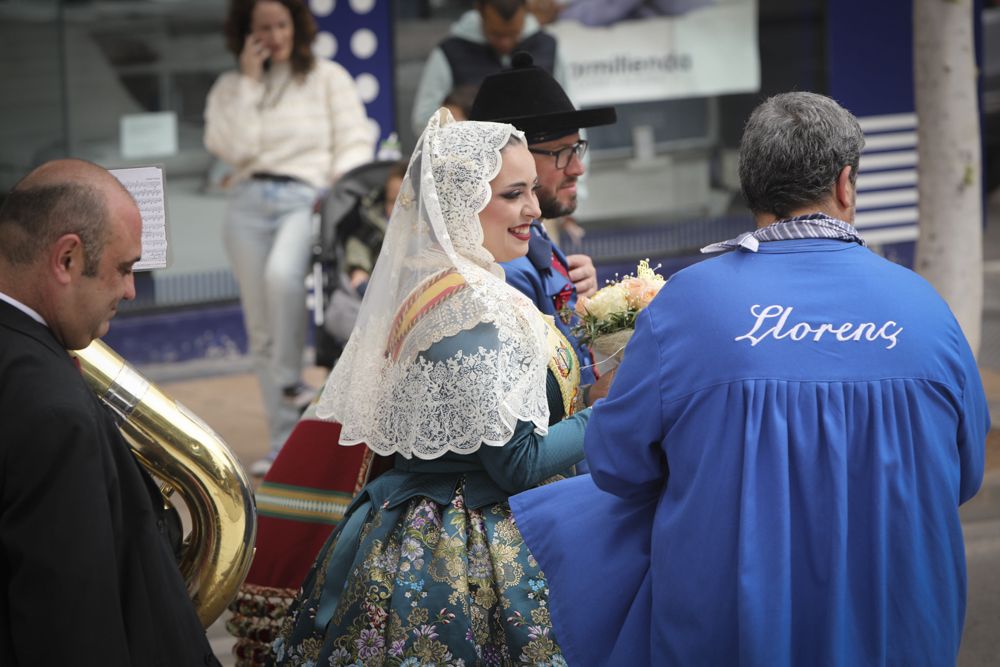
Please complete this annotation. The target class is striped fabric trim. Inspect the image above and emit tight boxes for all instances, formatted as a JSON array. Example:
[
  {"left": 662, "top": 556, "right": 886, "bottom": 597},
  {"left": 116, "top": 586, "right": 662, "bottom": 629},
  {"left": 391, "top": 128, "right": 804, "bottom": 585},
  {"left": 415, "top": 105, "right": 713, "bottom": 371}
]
[
  {"left": 854, "top": 111, "right": 919, "bottom": 244},
  {"left": 386, "top": 269, "right": 468, "bottom": 360},
  {"left": 255, "top": 481, "right": 353, "bottom": 525},
  {"left": 701, "top": 213, "right": 864, "bottom": 253}
]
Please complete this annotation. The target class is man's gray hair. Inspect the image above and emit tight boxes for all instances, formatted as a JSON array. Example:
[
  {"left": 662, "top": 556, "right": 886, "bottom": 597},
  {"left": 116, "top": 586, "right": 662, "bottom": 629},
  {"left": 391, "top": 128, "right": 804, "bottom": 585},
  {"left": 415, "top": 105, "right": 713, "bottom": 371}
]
[{"left": 738, "top": 92, "right": 865, "bottom": 218}]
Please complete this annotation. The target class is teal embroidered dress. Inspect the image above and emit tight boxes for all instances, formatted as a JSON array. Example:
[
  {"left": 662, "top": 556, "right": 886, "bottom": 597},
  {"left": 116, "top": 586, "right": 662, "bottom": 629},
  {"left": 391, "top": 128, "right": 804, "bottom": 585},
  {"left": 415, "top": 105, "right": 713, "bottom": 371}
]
[{"left": 272, "top": 322, "right": 588, "bottom": 667}]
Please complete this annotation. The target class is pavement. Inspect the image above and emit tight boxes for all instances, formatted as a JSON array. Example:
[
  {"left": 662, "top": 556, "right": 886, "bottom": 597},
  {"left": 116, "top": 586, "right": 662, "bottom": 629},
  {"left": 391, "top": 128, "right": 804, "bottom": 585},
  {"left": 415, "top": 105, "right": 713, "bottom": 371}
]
[
  {"left": 151, "top": 363, "right": 329, "bottom": 666},
  {"left": 145, "top": 188, "right": 1000, "bottom": 665}
]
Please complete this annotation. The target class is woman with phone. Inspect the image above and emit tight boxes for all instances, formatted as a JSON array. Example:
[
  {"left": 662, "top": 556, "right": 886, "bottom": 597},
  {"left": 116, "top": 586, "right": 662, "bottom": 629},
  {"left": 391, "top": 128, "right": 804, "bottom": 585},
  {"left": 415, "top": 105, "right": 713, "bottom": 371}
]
[{"left": 205, "top": 0, "right": 374, "bottom": 478}]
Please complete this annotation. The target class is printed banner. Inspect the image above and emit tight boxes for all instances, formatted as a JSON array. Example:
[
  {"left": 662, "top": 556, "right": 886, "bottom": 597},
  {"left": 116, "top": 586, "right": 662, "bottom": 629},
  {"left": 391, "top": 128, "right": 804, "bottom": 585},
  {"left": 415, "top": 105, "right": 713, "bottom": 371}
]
[{"left": 549, "top": 0, "right": 760, "bottom": 106}]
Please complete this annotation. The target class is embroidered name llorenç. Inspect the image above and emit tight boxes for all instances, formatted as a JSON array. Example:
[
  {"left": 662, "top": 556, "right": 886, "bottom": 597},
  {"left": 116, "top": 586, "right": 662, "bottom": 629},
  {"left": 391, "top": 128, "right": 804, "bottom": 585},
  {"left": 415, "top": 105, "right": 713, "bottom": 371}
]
[{"left": 735, "top": 304, "right": 903, "bottom": 350}]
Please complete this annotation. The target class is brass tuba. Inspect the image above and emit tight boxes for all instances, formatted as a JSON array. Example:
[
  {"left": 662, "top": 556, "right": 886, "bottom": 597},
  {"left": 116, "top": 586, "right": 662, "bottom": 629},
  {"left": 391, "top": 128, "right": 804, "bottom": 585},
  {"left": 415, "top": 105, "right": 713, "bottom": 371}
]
[{"left": 73, "top": 339, "right": 257, "bottom": 628}]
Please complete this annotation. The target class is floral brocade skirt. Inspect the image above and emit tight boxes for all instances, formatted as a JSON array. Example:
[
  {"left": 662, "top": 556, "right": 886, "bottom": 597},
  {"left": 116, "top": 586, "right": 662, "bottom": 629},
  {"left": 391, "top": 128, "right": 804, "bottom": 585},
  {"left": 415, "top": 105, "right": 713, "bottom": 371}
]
[{"left": 272, "top": 482, "right": 566, "bottom": 666}]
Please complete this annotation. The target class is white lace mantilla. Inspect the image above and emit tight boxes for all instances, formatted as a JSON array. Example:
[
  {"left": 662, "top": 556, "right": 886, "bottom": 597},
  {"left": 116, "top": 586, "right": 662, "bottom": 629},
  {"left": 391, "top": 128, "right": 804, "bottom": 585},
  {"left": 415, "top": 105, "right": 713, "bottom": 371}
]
[{"left": 314, "top": 110, "right": 548, "bottom": 459}]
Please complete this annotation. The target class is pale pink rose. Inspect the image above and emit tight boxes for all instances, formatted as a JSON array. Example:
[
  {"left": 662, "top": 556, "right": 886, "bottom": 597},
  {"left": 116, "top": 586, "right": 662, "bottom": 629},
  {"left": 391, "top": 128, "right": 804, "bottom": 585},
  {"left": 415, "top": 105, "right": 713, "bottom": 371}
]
[
  {"left": 620, "top": 277, "right": 645, "bottom": 309},
  {"left": 625, "top": 277, "right": 664, "bottom": 309},
  {"left": 579, "top": 283, "right": 629, "bottom": 320}
]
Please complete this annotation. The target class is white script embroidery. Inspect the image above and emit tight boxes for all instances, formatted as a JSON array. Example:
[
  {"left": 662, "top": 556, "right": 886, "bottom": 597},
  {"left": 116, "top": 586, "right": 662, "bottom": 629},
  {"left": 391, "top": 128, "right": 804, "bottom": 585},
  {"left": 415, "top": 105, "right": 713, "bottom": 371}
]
[{"left": 735, "top": 304, "right": 902, "bottom": 350}]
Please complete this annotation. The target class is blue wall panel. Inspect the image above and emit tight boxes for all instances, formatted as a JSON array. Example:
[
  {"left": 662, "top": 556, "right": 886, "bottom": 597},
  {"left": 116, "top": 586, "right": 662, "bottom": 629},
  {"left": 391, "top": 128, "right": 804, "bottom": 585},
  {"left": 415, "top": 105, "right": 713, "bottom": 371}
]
[{"left": 311, "top": 0, "right": 395, "bottom": 144}]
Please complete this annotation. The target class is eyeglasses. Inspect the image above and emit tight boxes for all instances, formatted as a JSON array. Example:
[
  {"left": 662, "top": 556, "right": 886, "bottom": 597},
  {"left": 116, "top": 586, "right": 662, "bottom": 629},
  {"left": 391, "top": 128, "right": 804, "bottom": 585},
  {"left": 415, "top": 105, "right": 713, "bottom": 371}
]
[{"left": 528, "top": 140, "right": 589, "bottom": 169}]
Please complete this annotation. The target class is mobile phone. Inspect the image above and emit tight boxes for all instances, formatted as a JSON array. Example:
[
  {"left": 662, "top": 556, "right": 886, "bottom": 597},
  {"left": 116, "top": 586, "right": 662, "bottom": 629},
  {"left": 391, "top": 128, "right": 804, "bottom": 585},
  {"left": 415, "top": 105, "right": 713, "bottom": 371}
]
[{"left": 246, "top": 32, "right": 271, "bottom": 70}]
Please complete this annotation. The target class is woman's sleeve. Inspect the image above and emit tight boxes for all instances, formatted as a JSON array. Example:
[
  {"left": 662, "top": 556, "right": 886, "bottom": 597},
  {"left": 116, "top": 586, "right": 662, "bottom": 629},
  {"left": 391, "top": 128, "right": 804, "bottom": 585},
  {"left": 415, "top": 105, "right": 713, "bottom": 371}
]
[
  {"left": 325, "top": 63, "right": 375, "bottom": 181},
  {"left": 203, "top": 72, "right": 266, "bottom": 166},
  {"left": 477, "top": 410, "right": 590, "bottom": 495},
  {"left": 417, "top": 322, "right": 588, "bottom": 494}
]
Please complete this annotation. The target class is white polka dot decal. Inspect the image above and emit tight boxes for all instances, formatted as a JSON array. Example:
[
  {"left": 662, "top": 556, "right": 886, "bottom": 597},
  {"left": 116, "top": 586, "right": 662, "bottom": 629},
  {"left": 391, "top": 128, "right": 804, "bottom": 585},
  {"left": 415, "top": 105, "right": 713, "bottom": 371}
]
[
  {"left": 355, "top": 73, "right": 379, "bottom": 103},
  {"left": 350, "top": 28, "right": 377, "bottom": 60},
  {"left": 349, "top": 0, "right": 376, "bottom": 14},
  {"left": 313, "top": 31, "right": 338, "bottom": 59},
  {"left": 309, "top": 0, "right": 335, "bottom": 17}
]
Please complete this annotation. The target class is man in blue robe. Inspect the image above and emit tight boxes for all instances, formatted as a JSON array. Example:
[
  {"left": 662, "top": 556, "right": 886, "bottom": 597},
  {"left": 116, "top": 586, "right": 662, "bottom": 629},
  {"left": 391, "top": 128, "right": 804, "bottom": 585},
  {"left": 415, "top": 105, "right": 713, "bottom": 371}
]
[{"left": 511, "top": 91, "right": 989, "bottom": 666}]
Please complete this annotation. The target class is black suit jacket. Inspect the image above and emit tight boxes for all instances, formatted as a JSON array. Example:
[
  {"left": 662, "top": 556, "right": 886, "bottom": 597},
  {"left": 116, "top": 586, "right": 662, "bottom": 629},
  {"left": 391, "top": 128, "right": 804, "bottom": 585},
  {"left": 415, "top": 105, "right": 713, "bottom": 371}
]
[{"left": 0, "top": 300, "right": 219, "bottom": 666}]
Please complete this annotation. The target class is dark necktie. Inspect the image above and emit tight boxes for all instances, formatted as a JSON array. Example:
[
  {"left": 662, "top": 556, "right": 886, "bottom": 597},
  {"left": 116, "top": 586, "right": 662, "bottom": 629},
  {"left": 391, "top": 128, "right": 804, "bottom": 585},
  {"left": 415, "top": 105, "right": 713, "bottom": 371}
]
[{"left": 526, "top": 234, "right": 574, "bottom": 312}]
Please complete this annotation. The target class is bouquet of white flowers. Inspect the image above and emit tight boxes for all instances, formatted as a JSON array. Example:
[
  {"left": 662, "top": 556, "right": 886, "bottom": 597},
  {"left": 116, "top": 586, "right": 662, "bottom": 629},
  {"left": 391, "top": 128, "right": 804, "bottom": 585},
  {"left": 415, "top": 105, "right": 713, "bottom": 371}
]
[{"left": 567, "top": 259, "right": 666, "bottom": 362}]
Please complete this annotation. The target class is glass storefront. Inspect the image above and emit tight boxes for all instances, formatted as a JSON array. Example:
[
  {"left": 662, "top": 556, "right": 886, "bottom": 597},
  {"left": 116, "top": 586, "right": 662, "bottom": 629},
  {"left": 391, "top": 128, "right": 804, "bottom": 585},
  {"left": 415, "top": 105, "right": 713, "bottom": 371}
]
[{"left": 0, "top": 0, "right": 829, "bottom": 314}]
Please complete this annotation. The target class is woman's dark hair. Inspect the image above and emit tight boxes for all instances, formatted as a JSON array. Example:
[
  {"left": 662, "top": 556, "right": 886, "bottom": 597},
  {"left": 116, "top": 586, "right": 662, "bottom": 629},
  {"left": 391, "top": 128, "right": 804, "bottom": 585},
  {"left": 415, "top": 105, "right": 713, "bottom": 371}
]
[
  {"left": 223, "top": 0, "right": 317, "bottom": 76},
  {"left": 442, "top": 84, "right": 480, "bottom": 120}
]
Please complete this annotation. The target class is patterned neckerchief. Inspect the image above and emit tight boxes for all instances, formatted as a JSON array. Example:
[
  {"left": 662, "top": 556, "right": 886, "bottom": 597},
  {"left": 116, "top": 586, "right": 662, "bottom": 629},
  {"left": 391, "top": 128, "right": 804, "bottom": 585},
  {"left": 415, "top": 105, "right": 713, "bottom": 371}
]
[{"left": 700, "top": 212, "right": 867, "bottom": 254}]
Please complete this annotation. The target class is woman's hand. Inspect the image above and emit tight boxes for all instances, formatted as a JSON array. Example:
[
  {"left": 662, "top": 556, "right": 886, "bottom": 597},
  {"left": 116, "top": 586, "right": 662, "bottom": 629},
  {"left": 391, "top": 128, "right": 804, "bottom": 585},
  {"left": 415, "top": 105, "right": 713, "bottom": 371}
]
[{"left": 239, "top": 34, "right": 271, "bottom": 81}]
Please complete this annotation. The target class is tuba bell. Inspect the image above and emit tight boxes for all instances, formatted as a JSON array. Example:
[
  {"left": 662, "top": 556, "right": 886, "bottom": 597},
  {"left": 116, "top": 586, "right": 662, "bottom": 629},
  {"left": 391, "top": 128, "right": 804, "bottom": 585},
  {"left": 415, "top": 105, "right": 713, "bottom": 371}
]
[{"left": 72, "top": 339, "right": 257, "bottom": 628}]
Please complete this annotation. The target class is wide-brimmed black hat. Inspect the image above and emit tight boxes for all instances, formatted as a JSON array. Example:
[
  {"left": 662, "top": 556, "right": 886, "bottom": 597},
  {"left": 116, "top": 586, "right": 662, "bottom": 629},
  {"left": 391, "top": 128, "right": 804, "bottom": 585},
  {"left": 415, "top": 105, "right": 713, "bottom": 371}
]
[{"left": 469, "top": 52, "right": 616, "bottom": 143}]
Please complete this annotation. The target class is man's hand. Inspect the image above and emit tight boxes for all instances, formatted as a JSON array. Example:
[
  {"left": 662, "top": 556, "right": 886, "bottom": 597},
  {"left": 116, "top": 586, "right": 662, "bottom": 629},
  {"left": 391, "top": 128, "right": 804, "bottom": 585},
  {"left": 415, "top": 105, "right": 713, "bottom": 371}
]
[
  {"left": 566, "top": 253, "right": 598, "bottom": 298},
  {"left": 585, "top": 366, "right": 617, "bottom": 406}
]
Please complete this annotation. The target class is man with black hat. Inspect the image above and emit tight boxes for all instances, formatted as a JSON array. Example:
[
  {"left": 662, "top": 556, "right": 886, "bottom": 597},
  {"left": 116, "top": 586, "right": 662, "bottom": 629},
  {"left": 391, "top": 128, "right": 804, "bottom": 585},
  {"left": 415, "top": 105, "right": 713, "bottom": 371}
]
[{"left": 470, "top": 51, "right": 617, "bottom": 396}]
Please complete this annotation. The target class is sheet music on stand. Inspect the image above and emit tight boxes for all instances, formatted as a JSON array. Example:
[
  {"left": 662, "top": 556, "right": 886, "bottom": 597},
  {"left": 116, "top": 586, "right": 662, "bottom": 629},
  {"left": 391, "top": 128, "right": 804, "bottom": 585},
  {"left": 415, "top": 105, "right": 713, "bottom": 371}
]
[{"left": 109, "top": 165, "right": 170, "bottom": 271}]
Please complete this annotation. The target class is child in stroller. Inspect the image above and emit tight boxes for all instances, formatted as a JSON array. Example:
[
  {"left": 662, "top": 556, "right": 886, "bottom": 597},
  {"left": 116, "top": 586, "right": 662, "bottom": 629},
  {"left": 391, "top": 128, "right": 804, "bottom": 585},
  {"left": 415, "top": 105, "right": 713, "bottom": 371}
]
[{"left": 313, "top": 159, "right": 408, "bottom": 369}]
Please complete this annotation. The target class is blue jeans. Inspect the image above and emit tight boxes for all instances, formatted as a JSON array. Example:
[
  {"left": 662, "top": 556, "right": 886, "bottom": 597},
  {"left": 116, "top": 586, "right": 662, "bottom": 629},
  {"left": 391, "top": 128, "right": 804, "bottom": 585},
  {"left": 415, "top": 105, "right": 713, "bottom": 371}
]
[{"left": 224, "top": 178, "right": 318, "bottom": 455}]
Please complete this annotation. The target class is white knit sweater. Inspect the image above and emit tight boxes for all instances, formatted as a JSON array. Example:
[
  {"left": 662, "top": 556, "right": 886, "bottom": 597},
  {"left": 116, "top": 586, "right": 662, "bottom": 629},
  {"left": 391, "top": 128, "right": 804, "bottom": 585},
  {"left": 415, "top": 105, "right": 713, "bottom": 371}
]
[{"left": 204, "top": 59, "right": 374, "bottom": 189}]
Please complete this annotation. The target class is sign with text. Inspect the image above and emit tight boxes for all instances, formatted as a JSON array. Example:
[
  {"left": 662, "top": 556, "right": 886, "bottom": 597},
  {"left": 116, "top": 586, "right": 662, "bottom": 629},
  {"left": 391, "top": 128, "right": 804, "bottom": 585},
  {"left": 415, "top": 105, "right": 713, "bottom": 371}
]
[
  {"left": 550, "top": 0, "right": 760, "bottom": 106},
  {"left": 119, "top": 112, "right": 178, "bottom": 159}
]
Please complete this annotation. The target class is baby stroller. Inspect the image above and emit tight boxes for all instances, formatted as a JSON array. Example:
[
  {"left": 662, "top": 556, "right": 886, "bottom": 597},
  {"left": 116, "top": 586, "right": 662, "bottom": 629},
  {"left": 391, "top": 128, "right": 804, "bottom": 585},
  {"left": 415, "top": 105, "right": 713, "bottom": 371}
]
[{"left": 312, "top": 159, "right": 398, "bottom": 369}]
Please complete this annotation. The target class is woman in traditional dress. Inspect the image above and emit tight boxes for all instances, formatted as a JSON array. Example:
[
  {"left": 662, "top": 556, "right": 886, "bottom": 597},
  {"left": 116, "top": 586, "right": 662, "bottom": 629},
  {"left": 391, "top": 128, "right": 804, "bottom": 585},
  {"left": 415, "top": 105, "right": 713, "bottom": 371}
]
[{"left": 271, "top": 109, "right": 590, "bottom": 666}]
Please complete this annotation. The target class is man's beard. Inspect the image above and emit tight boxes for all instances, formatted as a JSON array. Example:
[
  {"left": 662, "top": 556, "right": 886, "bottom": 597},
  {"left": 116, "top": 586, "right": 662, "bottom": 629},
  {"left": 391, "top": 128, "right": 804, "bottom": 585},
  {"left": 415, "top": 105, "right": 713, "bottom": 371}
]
[{"left": 537, "top": 186, "right": 577, "bottom": 219}]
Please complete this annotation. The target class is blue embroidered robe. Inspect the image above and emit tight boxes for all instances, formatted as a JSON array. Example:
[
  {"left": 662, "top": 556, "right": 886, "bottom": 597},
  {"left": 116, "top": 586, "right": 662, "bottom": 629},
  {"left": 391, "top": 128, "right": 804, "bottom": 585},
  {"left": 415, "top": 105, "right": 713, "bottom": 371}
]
[{"left": 511, "top": 238, "right": 989, "bottom": 666}]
